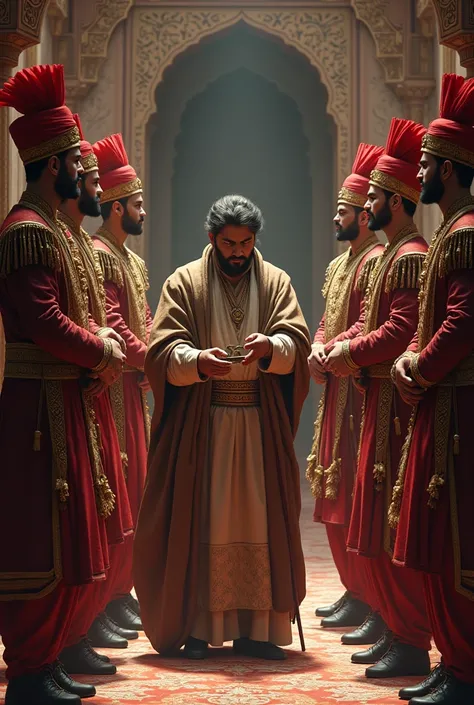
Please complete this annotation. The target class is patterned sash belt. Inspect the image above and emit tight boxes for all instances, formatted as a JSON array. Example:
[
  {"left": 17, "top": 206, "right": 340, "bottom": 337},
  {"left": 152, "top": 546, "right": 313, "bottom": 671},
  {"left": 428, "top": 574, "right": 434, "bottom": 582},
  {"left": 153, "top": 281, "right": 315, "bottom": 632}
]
[
  {"left": 439, "top": 354, "right": 474, "bottom": 387},
  {"left": 211, "top": 379, "right": 260, "bottom": 407},
  {"left": 364, "top": 362, "right": 394, "bottom": 379},
  {"left": 4, "top": 343, "right": 82, "bottom": 380}
]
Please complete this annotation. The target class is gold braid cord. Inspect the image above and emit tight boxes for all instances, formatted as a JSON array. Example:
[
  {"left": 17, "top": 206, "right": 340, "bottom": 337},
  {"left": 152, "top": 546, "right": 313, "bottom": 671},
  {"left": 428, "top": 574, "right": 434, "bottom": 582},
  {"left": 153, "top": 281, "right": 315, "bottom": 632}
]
[
  {"left": 388, "top": 406, "right": 417, "bottom": 527},
  {"left": 0, "top": 222, "right": 61, "bottom": 277},
  {"left": 307, "top": 236, "right": 379, "bottom": 501}
]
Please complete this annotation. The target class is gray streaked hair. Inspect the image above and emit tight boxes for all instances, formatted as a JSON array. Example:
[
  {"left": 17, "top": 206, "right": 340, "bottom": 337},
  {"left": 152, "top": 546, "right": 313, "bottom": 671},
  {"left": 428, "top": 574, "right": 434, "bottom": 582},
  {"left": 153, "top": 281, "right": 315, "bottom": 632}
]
[{"left": 204, "top": 194, "right": 264, "bottom": 237}]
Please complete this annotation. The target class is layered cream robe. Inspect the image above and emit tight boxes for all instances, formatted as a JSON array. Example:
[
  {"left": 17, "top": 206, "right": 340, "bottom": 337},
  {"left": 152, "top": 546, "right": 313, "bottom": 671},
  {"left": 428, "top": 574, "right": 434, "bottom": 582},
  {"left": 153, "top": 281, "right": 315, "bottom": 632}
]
[{"left": 167, "top": 260, "right": 295, "bottom": 646}]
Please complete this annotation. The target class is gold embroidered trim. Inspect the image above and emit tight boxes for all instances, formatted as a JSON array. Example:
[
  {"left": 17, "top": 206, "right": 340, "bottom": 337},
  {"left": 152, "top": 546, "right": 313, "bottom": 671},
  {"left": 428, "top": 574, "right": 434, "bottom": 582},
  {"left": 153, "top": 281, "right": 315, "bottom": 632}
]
[
  {"left": 388, "top": 406, "right": 417, "bottom": 528},
  {"left": 109, "top": 378, "right": 128, "bottom": 474},
  {"left": 427, "top": 386, "right": 452, "bottom": 509},
  {"left": 100, "top": 177, "right": 142, "bottom": 204},
  {"left": 356, "top": 254, "right": 380, "bottom": 292},
  {"left": 0, "top": 222, "right": 61, "bottom": 277},
  {"left": 410, "top": 353, "right": 434, "bottom": 389},
  {"left": 385, "top": 252, "right": 425, "bottom": 292},
  {"left": 370, "top": 169, "right": 420, "bottom": 204},
  {"left": 81, "top": 152, "right": 98, "bottom": 173},
  {"left": 338, "top": 187, "right": 367, "bottom": 208},
  {"left": 365, "top": 362, "right": 392, "bottom": 379},
  {"left": 211, "top": 379, "right": 260, "bottom": 407},
  {"left": 95, "top": 248, "right": 124, "bottom": 288},
  {"left": 19, "top": 126, "right": 81, "bottom": 165},
  {"left": 342, "top": 340, "right": 359, "bottom": 371},
  {"left": 306, "top": 388, "right": 326, "bottom": 499},
  {"left": 439, "top": 227, "right": 474, "bottom": 278},
  {"left": 422, "top": 132, "right": 474, "bottom": 169},
  {"left": 373, "top": 379, "right": 393, "bottom": 491}
]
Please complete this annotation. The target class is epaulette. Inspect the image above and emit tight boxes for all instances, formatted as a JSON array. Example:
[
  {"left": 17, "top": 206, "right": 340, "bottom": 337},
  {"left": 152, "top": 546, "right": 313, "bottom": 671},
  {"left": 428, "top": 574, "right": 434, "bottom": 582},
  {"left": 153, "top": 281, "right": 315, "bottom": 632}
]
[
  {"left": 0, "top": 221, "right": 61, "bottom": 278},
  {"left": 95, "top": 248, "right": 124, "bottom": 288},
  {"left": 385, "top": 252, "right": 425, "bottom": 292},
  {"left": 356, "top": 254, "right": 380, "bottom": 293},
  {"left": 439, "top": 227, "right": 474, "bottom": 278},
  {"left": 322, "top": 252, "right": 347, "bottom": 299}
]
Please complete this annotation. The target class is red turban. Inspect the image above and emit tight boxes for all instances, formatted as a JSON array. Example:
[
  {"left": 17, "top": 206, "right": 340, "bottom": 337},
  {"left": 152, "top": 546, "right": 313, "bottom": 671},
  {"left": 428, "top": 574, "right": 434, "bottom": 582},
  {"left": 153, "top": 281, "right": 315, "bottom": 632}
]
[
  {"left": 73, "top": 114, "right": 98, "bottom": 174},
  {"left": 423, "top": 73, "right": 474, "bottom": 168},
  {"left": 0, "top": 64, "right": 80, "bottom": 164},
  {"left": 92, "top": 134, "right": 142, "bottom": 203},
  {"left": 338, "top": 143, "right": 384, "bottom": 207},
  {"left": 370, "top": 118, "right": 425, "bottom": 204}
]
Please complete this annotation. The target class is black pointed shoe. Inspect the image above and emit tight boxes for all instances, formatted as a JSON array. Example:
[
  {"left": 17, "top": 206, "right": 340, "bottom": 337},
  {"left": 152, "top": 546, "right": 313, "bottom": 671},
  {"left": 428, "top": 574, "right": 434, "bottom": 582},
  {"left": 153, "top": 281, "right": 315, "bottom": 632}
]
[
  {"left": 365, "top": 640, "right": 430, "bottom": 679},
  {"left": 399, "top": 664, "right": 446, "bottom": 701},
  {"left": 351, "top": 630, "right": 393, "bottom": 664},
  {"left": 88, "top": 613, "right": 128, "bottom": 648},
  {"left": 125, "top": 593, "right": 141, "bottom": 616},
  {"left": 342, "top": 611, "right": 386, "bottom": 645},
  {"left": 107, "top": 596, "right": 143, "bottom": 630},
  {"left": 315, "top": 591, "right": 347, "bottom": 618},
  {"left": 101, "top": 610, "right": 139, "bottom": 640},
  {"left": 59, "top": 638, "right": 117, "bottom": 675},
  {"left": 53, "top": 661, "right": 96, "bottom": 699},
  {"left": 5, "top": 667, "right": 81, "bottom": 705},
  {"left": 320, "top": 595, "right": 370, "bottom": 628},
  {"left": 409, "top": 670, "right": 474, "bottom": 704},
  {"left": 233, "top": 637, "right": 286, "bottom": 661},
  {"left": 183, "top": 636, "right": 209, "bottom": 659}
]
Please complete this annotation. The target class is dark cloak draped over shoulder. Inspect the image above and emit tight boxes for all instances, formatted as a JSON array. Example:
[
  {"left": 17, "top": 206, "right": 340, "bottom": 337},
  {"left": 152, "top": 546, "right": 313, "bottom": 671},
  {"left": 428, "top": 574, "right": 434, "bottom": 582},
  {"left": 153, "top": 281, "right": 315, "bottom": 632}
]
[{"left": 133, "top": 246, "right": 311, "bottom": 653}]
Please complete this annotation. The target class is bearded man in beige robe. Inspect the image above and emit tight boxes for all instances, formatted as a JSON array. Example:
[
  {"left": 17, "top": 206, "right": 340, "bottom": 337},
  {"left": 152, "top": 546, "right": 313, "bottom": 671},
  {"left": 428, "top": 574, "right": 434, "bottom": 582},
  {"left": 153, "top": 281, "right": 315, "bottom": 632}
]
[{"left": 134, "top": 194, "right": 310, "bottom": 661}]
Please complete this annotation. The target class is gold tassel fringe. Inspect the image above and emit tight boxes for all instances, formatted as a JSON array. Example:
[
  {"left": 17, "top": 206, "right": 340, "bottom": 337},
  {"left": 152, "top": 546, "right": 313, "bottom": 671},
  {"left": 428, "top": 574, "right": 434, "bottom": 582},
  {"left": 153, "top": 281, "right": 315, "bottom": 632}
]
[
  {"left": 385, "top": 253, "right": 425, "bottom": 292},
  {"left": 55, "top": 478, "right": 70, "bottom": 504},
  {"left": 373, "top": 462, "right": 385, "bottom": 491},
  {"left": 439, "top": 227, "right": 474, "bottom": 278},
  {"left": 306, "top": 457, "right": 324, "bottom": 499},
  {"left": 121, "top": 451, "right": 129, "bottom": 479},
  {"left": 324, "top": 458, "right": 342, "bottom": 500},
  {"left": 427, "top": 473, "right": 445, "bottom": 509},
  {"left": 356, "top": 255, "right": 380, "bottom": 293},
  {"left": 95, "top": 249, "right": 124, "bottom": 288},
  {"left": 94, "top": 474, "right": 116, "bottom": 518},
  {"left": 0, "top": 222, "right": 61, "bottom": 277},
  {"left": 388, "top": 408, "right": 417, "bottom": 528}
]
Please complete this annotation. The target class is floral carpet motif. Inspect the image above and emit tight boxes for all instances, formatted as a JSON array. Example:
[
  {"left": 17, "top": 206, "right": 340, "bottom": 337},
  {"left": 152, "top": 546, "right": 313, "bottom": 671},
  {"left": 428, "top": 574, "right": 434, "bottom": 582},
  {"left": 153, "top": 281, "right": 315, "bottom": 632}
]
[{"left": 0, "top": 491, "right": 439, "bottom": 704}]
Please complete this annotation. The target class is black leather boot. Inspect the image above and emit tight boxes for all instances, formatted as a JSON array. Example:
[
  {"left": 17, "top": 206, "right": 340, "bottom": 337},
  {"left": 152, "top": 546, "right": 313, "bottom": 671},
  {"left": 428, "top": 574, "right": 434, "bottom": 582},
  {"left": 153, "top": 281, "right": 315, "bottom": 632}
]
[
  {"left": 342, "top": 611, "right": 386, "bottom": 645},
  {"left": 183, "top": 636, "right": 208, "bottom": 659},
  {"left": 101, "top": 610, "right": 139, "bottom": 640},
  {"left": 320, "top": 595, "right": 370, "bottom": 628},
  {"left": 233, "top": 638, "right": 286, "bottom": 661},
  {"left": 365, "top": 639, "right": 431, "bottom": 679},
  {"left": 88, "top": 613, "right": 128, "bottom": 648},
  {"left": 125, "top": 593, "right": 141, "bottom": 616},
  {"left": 53, "top": 661, "right": 96, "bottom": 698},
  {"left": 107, "top": 596, "right": 143, "bottom": 630},
  {"left": 59, "top": 638, "right": 117, "bottom": 675},
  {"left": 399, "top": 664, "right": 446, "bottom": 701},
  {"left": 5, "top": 667, "right": 81, "bottom": 705},
  {"left": 315, "top": 592, "right": 347, "bottom": 618},
  {"left": 351, "top": 630, "right": 393, "bottom": 664},
  {"left": 409, "top": 670, "right": 474, "bottom": 704}
]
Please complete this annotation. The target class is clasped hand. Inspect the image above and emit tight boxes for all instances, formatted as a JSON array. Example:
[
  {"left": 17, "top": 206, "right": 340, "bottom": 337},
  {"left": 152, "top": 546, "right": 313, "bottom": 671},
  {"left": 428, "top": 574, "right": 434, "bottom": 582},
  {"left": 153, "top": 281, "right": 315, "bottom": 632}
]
[
  {"left": 308, "top": 341, "right": 352, "bottom": 379},
  {"left": 198, "top": 334, "right": 272, "bottom": 378},
  {"left": 393, "top": 357, "right": 425, "bottom": 406}
]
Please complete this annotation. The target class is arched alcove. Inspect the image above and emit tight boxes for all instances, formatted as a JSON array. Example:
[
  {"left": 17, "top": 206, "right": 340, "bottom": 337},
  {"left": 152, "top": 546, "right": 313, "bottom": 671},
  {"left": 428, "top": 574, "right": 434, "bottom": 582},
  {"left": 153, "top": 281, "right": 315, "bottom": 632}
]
[{"left": 148, "top": 23, "right": 335, "bottom": 458}]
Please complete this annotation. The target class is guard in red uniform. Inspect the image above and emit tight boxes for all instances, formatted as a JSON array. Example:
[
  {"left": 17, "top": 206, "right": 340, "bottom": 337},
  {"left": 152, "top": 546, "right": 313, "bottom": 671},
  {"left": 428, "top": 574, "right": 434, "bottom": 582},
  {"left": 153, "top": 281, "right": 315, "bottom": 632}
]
[
  {"left": 325, "top": 118, "right": 431, "bottom": 680},
  {"left": 307, "top": 143, "right": 385, "bottom": 645},
  {"left": 91, "top": 134, "right": 152, "bottom": 633},
  {"left": 393, "top": 73, "right": 474, "bottom": 705},
  {"left": 0, "top": 64, "right": 125, "bottom": 705}
]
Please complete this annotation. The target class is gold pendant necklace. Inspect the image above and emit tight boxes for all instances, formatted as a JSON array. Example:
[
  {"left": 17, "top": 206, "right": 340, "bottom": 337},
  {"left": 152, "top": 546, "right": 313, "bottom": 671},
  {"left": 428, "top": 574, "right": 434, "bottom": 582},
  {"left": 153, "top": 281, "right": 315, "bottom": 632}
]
[{"left": 218, "top": 269, "right": 251, "bottom": 333}]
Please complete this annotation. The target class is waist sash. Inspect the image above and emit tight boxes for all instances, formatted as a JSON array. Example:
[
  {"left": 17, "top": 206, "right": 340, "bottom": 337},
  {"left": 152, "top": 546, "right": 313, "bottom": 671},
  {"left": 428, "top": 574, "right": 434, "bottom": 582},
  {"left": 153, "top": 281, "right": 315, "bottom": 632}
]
[{"left": 211, "top": 379, "right": 260, "bottom": 407}]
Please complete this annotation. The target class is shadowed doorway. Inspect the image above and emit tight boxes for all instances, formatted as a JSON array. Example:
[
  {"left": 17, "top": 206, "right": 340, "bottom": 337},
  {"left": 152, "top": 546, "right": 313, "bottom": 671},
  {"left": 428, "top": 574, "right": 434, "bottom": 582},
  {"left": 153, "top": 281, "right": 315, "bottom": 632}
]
[{"left": 148, "top": 23, "right": 335, "bottom": 460}]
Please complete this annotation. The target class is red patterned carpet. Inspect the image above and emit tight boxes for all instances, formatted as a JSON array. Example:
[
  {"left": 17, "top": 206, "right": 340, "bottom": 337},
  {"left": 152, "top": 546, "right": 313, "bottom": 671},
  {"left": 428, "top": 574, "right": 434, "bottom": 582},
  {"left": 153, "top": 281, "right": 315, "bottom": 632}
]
[{"left": 0, "top": 489, "right": 439, "bottom": 704}]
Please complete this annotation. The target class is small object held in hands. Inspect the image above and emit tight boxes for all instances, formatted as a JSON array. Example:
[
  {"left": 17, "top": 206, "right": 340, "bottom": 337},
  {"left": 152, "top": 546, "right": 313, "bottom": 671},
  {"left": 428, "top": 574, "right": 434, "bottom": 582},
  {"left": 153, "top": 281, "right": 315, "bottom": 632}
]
[{"left": 226, "top": 345, "right": 246, "bottom": 363}]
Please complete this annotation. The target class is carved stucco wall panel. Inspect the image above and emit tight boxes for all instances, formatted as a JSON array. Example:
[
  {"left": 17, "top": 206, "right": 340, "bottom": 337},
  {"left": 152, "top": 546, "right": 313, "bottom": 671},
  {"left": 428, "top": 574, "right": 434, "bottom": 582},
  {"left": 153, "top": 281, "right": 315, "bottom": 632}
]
[{"left": 129, "top": 7, "right": 353, "bottom": 195}]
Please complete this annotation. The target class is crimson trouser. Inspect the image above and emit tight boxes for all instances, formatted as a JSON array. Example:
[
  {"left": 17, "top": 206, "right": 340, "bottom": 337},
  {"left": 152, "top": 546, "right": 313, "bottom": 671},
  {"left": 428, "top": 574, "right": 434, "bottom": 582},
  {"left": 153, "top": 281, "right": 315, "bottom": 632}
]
[
  {"left": 0, "top": 582, "right": 80, "bottom": 679},
  {"left": 65, "top": 537, "right": 134, "bottom": 646},
  {"left": 326, "top": 524, "right": 371, "bottom": 605},
  {"left": 424, "top": 542, "right": 474, "bottom": 683},
  {"left": 360, "top": 550, "right": 431, "bottom": 650}
]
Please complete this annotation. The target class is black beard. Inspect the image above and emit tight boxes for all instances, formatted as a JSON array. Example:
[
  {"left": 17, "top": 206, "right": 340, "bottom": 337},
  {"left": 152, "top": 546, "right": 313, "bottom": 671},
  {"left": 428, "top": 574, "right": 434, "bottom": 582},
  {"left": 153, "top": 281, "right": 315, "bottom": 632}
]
[
  {"left": 367, "top": 201, "right": 392, "bottom": 231},
  {"left": 78, "top": 190, "right": 101, "bottom": 218},
  {"left": 121, "top": 211, "right": 144, "bottom": 236},
  {"left": 214, "top": 244, "right": 253, "bottom": 277},
  {"left": 55, "top": 162, "right": 80, "bottom": 200},
  {"left": 336, "top": 218, "right": 360, "bottom": 242},
  {"left": 420, "top": 166, "right": 445, "bottom": 205}
]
